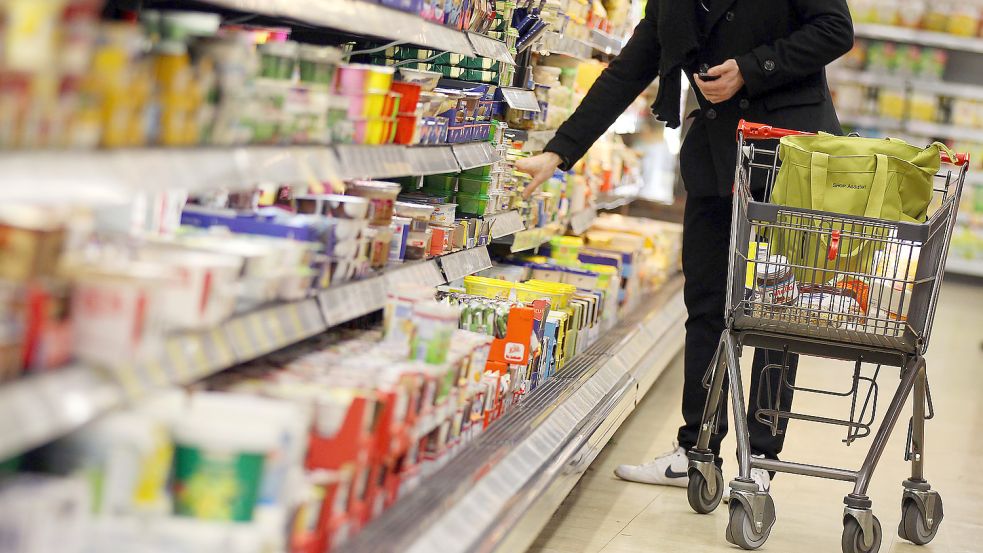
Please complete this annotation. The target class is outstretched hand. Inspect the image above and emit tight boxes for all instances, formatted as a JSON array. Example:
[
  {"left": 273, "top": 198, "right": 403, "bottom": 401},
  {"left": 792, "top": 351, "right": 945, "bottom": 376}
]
[{"left": 515, "top": 152, "right": 562, "bottom": 199}]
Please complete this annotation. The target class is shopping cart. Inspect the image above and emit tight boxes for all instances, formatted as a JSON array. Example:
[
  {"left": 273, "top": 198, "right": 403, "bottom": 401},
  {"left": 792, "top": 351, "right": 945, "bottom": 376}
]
[{"left": 684, "top": 120, "right": 968, "bottom": 552}]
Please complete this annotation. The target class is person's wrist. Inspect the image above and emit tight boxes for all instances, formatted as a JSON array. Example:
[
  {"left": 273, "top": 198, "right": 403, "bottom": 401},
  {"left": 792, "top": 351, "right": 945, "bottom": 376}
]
[{"left": 543, "top": 150, "right": 567, "bottom": 170}]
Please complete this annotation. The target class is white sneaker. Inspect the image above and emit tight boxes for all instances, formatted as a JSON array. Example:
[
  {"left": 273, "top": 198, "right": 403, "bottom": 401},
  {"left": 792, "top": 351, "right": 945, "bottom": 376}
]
[
  {"left": 722, "top": 457, "right": 771, "bottom": 503},
  {"left": 614, "top": 442, "right": 689, "bottom": 487}
]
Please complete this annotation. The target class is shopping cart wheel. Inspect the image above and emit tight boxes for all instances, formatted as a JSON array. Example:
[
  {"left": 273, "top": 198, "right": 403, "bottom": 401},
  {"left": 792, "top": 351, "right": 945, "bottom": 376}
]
[
  {"left": 725, "top": 493, "right": 775, "bottom": 550},
  {"left": 899, "top": 495, "right": 943, "bottom": 545},
  {"left": 686, "top": 465, "right": 723, "bottom": 514},
  {"left": 842, "top": 515, "right": 882, "bottom": 553}
]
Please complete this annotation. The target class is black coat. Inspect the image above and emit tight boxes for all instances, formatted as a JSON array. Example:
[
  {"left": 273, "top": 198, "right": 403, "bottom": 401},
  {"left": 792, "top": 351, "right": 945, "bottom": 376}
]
[{"left": 544, "top": 0, "right": 854, "bottom": 197}]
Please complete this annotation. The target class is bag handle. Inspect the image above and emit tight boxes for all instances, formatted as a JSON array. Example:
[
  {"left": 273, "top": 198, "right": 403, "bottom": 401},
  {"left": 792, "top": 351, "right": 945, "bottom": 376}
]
[
  {"left": 810, "top": 151, "right": 829, "bottom": 211},
  {"left": 864, "top": 153, "right": 889, "bottom": 218}
]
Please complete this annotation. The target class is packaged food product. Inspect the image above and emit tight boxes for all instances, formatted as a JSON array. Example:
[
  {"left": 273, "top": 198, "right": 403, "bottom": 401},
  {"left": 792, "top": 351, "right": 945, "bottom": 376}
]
[
  {"left": 171, "top": 413, "right": 279, "bottom": 522},
  {"left": 411, "top": 301, "right": 459, "bottom": 364},
  {"left": 794, "top": 285, "right": 863, "bottom": 328},
  {"left": 347, "top": 180, "right": 401, "bottom": 226},
  {"left": 753, "top": 255, "right": 799, "bottom": 306}
]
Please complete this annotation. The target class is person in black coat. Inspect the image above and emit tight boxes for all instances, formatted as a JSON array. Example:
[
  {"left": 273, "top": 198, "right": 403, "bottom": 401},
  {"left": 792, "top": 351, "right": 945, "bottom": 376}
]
[{"left": 517, "top": 0, "right": 854, "bottom": 490}]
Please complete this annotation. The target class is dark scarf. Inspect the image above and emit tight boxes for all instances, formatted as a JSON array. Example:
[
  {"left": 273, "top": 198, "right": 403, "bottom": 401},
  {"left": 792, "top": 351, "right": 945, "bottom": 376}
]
[{"left": 651, "top": 0, "right": 702, "bottom": 128}]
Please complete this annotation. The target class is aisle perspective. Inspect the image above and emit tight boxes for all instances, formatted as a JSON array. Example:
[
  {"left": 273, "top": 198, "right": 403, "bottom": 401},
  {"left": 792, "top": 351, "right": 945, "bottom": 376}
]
[{"left": 0, "top": 1, "right": 687, "bottom": 552}]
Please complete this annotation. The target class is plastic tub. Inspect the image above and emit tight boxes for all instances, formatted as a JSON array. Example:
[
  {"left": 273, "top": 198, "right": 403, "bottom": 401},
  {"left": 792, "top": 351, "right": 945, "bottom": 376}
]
[
  {"left": 347, "top": 180, "right": 402, "bottom": 226},
  {"left": 171, "top": 413, "right": 279, "bottom": 522},
  {"left": 398, "top": 67, "right": 442, "bottom": 91},
  {"left": 366, "top": 118, "right": 387, "bottom": 145},
  {"left": 464, "top": 275, "right": 515, "bottom": 299},
  {"left": 422, "top": 174, "right": 457, "bottom": 195},
  {"left": 258, "top": 40, "right": 298, "bottom": 80},
  {"left": 455, "top": 192, "right": 491, "bottom": 216},
  {"left": 298, "top": 44, "right": 342, "bottom": 86},
  {"left": 336, "top": 63, "right": 373, "bottom": 94},
  {"left": 550, "top": 236, "right": 584, "bottom": 265},
  {"left": 395, "top": 114, "right": 418, "bottom": 145},
  {"left": 383, "top": 91, "right": 402, "bottom": 118},
  {"left": 430, "top": 202, "right": 457, "bottom": 226},
  {"left": 395, "top": 201, "right": 435, "bottom": 232},
  {"left": 339, "top": 92, "right": 383, "bottom": 118},
  {"left": 323, "top": 194, "right": 370, "bottom": 219},
  {"left": 366, "top": 65, "right": 396, "bottom": 93},
  {"left": 391, "top": 81, "right": 422, "bottom": 114},
  {"left": 457, "top": 175, "right": 492, "bottom": 195}
]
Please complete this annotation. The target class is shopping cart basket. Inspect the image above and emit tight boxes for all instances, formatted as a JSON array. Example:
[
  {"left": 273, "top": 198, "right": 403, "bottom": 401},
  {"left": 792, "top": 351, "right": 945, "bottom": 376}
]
[{"left": 685, "top": 120, "right": 968, "bottom": 552}]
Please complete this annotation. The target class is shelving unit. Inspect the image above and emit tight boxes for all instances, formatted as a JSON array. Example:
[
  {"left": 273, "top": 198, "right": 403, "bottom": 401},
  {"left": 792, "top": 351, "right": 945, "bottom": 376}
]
[
  {"left": 854, "top": 23, "right": 983, "bottom": 55},
  {"left": 339, "top": 276, "right": 686, "bottom": 553},
  {"left": 0, "top": 240, "right": 506, "bottom": 461},
  {"left": 946, "top": 256, "right": 983, "bottom": 278},
  {"left": 196, "top": 0, "right": 517, "bottom": 63},
  {"left": 0, "top": 143, "right": 504, "bottom": 199}
]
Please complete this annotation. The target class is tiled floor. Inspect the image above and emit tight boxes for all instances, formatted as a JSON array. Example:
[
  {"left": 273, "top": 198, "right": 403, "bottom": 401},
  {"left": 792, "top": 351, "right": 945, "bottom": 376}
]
[{"left": 530, "top": 279, "right": 983, "bottom": 553}]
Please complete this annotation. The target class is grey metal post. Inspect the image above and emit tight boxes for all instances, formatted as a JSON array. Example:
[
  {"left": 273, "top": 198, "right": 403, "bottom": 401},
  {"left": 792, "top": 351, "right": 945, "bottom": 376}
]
[
  {"left": 853, "top": 357, "right": 923, "bottom": 495},
  {"left": 910, "top": 361, "right": 927, "bottom": 481},
  {"left": 724, "top": 332, "right": 752, "bottom": 479},
  {"left": 697, "top": 337, "right": 727, "bottom": 451}
]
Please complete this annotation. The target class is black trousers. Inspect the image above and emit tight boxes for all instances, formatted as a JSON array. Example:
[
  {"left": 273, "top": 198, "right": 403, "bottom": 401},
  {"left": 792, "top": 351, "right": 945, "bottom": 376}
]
[{"left": 675, "top": 193, "right": 799, "bottom": 463}]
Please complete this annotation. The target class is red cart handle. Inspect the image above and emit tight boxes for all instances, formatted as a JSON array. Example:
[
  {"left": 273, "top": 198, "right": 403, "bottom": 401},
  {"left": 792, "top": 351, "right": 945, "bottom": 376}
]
[{"left": 736, "top": 119, "right": 971, "bottom": 166}]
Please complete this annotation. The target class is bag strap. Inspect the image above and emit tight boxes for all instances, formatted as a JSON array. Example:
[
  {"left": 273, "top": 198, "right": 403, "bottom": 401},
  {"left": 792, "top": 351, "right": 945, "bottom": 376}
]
[
  {"left": 810, "top": 151, "right": 829, "bottom": 210},
  {"left": 864, "top": 153, "right": 889, "bottom": 219}
]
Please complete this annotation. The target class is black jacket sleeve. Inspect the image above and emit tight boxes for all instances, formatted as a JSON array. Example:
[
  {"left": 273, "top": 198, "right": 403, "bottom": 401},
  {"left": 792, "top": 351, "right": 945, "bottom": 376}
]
[
  {"left": 544, "top": 2, "right": 661, "bottom": 170},
  {"left": 735, "top": 0, "right": 854, "bottom": 98}
]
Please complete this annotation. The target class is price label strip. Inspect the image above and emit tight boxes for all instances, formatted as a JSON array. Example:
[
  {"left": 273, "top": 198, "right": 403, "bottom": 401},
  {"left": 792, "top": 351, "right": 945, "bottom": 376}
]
[
  {"left": 453, "top": 142, "right": 500, "bottom": 170},
  {"left": 407, "top": 146, "right": 461, "bottom": 175},
  {"left": 334, "top": 145, "right": 411, "bottom": 179},
  {"left": 569, "top": 207, "right": 597, "bottom": 235},
  {"left": 499, "top": 87, "right": 542, "bottom": 113},
  {"left": 510, "top": 228, "right": 551, "bottom": 253},
  {"left": 486, "top": 210, "right": 525, "bottom": 238},
  {"left": 384, "top": 260, "right": 445, "bottom": 289},
  {"left": 439, "top": 246, "right": 493, "bottom": 282},
  {"left": 467, "top": 33, "right": 516, "bottom": 65},
  {"left": 318, "top": 276, "right": 388, "bottom": 327}
]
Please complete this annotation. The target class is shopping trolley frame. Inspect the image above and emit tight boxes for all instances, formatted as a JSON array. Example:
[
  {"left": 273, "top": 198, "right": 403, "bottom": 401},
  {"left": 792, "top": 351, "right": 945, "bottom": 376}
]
[{"left": 684, "top": 120, "right": 967, "bottom": 553}]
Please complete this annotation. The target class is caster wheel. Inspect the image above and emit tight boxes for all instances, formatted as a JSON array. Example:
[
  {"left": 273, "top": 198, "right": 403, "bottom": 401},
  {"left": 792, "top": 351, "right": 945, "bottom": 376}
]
[
  {"left": 687, "top": 465, "right": 723, "bottom": 514},
  {"left": 899, "top": 496, "right": 943, "bottom": 545},
  {"left": 842, "top": 515, "right": 881, "bottom": 553},
  {"left": 725, "top": 494, "right": 776, "bottom": 550}
]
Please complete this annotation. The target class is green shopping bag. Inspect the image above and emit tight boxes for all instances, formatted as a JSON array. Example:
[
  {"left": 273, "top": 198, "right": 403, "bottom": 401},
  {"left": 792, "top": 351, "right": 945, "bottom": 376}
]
[{"left": 769, "top": 134, "right": 951, "bottom": 284}]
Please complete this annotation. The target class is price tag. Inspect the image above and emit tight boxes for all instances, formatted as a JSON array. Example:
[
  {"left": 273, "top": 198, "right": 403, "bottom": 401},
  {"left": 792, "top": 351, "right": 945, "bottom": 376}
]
[
  {"left": 453, "top": 142, "right": 500, "bottom": 170},
  {"left": 298, "top": 298, "right": 328, "bottom": 334},
  {"left": 407, "top": 146, "right": 461, "bottom": 175},
  {"left": 384, "top": 260, "right": 445, "bottom": 289},
  {"left": 569, "top": 207, "right": 597, "bottom": 235},
  {"left": 467, "top": 33, "right": 516, "bottom": 65},
  {"left": 204, "top": 327, "right": 237, "bottom": 374},
  {"left": 499, "top": 87, "right": 542, "bottom": 113},
  {"left": 439, "top": 246, "right": 492, "bottom": 282},
  {"left": 165, "top": 336, "right": 194, "bottom": 383},
  {"left": 486, "top": 210, "right": 525, "bottom": 238},
  {"left": 511, "top": 228, "right": 550, "bottom": 253},
  {"left": 318, "top": 276, "right": 387, "bottom": 327}
]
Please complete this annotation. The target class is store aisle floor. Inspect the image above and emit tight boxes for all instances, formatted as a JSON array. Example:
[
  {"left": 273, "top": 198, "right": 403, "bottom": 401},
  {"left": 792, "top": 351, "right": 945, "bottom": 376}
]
[{"left": 530, "top": 279, "right": 983, "bottom": 553}]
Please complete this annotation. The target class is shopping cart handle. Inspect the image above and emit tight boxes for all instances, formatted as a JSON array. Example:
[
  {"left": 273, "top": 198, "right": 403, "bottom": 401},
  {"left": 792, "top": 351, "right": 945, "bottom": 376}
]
[
  {"left": 941, "top": 150, "right": 971, "bottom": 167},
  {"left": 737, "top": 120, "right": 812, "bottom": 141},
  {"left": 738, "top": 119, "right": 971, "bottom": 166}
]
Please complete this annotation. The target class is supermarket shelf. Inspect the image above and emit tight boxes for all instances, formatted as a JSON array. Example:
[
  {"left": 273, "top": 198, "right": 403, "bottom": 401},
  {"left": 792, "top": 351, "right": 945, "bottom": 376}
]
[
  {"left": 590, "top": 28, "right": 623, "bottom": 55},
  {"left": 946, "top": 256, "right": 983, "bottom": 277},
  {"left": 854, "top": 23, "right": 983, "bottom": 55},
  {"left": 568, "top": 206, "right": 597, "bottom": 235},
  {"left": 0, "top": 365, "right": 124, "bottom": 461},
  {"left": 597, "top": 192, "right": 638, "bottom": 210},
  {"left": 538, "top": 30, "right": 593, "bottom": 61},
  {"left": 494, "top": 222, "right": 565, "bottom": 252},
  {"left": 907, "top": 120, "right": 983, "bottom": 143},
  {"left": 829, "top": 67, "right": 983, "bottom": 101},
  {"left": 198, "top": 0, "right": 478, "bottom": 58},
  {"left": 0, "top": 241, "right": 508, "bottom": 461},
  {"left": 340, "top": 275, "right": 686, "bottom": 553},
  {"left": 0, "top": 143, "right": 503, "bottom": 200},
  {"left": 484, "top": 209, "right": 526, "bottom": 239},
  {"left": 0, "top": 297, "right": 324, "bottom": 460},
  {"left": 838, "top": 113, "right": 905, "bottom": 132}
]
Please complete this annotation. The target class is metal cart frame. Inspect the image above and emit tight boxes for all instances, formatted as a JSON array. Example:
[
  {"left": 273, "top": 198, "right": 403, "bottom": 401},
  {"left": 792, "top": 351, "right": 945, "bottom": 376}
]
[{"left": 684, "top": 120, "right": 968, "bottom": 552}]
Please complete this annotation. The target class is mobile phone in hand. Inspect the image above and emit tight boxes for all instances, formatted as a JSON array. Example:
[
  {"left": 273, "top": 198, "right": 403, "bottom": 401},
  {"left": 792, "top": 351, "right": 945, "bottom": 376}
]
[{"left": 698, "top": 72, "right": 720, "bottom": 82}]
